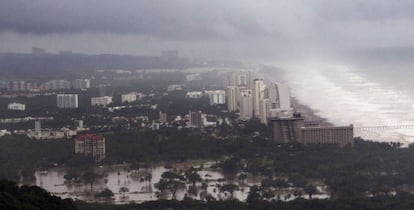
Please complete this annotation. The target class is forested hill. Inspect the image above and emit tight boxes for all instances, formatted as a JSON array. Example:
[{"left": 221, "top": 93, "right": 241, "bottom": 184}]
[{"left": 0, "top": 180, "right": 76, "bottom": 210}]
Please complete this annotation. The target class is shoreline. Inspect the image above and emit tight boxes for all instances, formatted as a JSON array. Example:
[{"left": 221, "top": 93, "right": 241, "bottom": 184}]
[{"left": 291, "top": 97, "right": 333, "bottom": 126}]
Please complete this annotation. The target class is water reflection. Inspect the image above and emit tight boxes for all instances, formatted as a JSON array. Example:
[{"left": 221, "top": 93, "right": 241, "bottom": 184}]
[{"left": 33, "top": 162, "right": 329, "bottom": 204}]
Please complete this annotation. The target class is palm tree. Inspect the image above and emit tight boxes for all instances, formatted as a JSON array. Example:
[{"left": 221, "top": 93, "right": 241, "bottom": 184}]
[
  {"left": 82, "top": 171, "right": 100, "bottom": 192},
  {"left": 119, "top": 186, "right": 129, "bottom": 198}
]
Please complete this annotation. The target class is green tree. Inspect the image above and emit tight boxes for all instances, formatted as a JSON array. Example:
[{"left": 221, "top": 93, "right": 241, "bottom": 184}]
[
  {"left": 94, "top": 188, "right": 114, "bottom": 199},
  {"left": 304, "top": 184, "right": 318, "bottom": 199},
  {"left": 82, "top": 171, "right": 100, "bottom": 192},
  {"left": 220, "top": 184, "right": 239, "bottom": 199},
  {"left": 155, "top": 171, "right": 186, "bottom": 199},
  {"left": 119, "top": 187, "right": 129, "bottom": 198}
]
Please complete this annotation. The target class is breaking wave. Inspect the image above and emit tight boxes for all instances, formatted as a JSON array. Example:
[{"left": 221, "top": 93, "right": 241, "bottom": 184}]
[{"left": 283, "top": 63, "right": 414, "bottom": 144}]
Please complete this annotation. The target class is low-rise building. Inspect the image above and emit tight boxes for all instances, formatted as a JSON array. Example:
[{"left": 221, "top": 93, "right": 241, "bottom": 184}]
[
  {"left": 186, "top": 91, "right": 204, "bottom": 99},
  {"left": 121, "top": 92, "right": 137, "bottom": 103},
  {"left": 167, "top": 84, "right": 183, "bottom": 92},
  {"left": 7, "top": 103, "right": 26, "bottom": 111},
  {"left": 91, "top": 96, "right": 113, "bottom": 107}
]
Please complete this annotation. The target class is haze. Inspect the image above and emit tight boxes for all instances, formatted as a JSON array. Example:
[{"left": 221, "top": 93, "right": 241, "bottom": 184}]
[{"left": 1, "top": 0, "right": 414, "bottom": 60}]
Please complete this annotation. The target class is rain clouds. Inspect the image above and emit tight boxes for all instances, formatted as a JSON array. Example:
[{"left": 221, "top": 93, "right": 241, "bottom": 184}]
[{"left": 1, "top": 0, "right": 414, "bottom": 60}]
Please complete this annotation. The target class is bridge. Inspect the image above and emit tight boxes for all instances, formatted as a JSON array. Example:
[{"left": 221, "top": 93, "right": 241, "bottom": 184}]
[
  {"left": 353, "top": 125, "right": 414, "bottom": 145},
  {"left": 354, "top": 125, "right": 414, "bottom": 132}
]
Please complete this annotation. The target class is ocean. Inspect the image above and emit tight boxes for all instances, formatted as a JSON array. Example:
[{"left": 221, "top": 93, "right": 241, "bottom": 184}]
[{"left": 281, "top": 59, "right": 414, "bottom": 145}]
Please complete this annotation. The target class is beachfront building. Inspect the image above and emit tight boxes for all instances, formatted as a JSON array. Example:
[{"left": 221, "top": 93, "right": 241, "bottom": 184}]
[
  {"left": 301, "top": 125, "right": 354, "bottom": 147},
  {"left": 271, "top": 116, "right": 305, "bottom": 143}
]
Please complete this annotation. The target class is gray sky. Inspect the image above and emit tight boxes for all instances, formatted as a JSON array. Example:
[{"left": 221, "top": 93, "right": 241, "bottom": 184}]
[{"left": 0, "top": 0, "right": 413, "bottom": 60}]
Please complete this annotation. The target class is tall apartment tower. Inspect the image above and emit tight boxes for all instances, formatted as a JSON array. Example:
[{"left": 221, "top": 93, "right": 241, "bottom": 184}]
[
  {"left": 253, "top": 79, "right": 266, "bottom": 118},
  {"left": 259, "top": 98, "right": 271, "bottom": 125},
  {"left": 271, "top": 116, "right": 305, "bottom": 143},
  {"left": 239, "top": 88, "right": 253, "bottom": 120},
  {"left": 189, "top": 111, "right": 203, "bottom": 128},
  {"left": 207, "top": 90, "right": 226, "bottom": 105},
  {"left": 265, "top": 82, "right": 291, "bottom": 110},
  {"left": 57, "top": 94, "right": 79, "bottom": 109},
  {"left": 226, "top": 86, "right": 239, "bottom": 112},
  {"left": 75, "top": 134, "right": 106, "bottom": 162}
]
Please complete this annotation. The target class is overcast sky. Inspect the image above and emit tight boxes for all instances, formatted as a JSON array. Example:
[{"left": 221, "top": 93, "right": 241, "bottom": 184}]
[{"left": 0, "top": 0, "right": 413, "bottom": 60}]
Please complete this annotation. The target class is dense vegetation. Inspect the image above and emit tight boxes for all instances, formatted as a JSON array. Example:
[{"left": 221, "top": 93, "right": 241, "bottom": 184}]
[
  {"left": 3, "top": 178, "right": 414, "bottom": 210},
  {"left": 76, "top": 195, "right": 414, "bottom": 210},
  {"left": 1, "top": 129, "right": 414, "bottom": 200},
  {"left": 0, "top": 180, "right": 76, "bottom": 210}
]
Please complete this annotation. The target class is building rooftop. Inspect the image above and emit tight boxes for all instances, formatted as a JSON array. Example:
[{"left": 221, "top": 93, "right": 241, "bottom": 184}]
[{"left": 75, "top": 134, "right": 104, "bottom": 141}]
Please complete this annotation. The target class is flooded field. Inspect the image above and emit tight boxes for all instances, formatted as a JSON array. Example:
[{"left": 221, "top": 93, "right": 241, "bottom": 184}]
[{"left": 33, "top": 162, "right": 329, "bottom": 204}]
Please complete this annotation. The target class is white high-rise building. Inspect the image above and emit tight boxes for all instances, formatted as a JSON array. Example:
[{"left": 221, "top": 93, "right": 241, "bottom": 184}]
[
  {"left": 226, "top": 86, "right": 239, "bottom": 112},
  {"left": 265, "top": 82, "right": 291, "bottom": 110},
  {"left": 239, "top": 88, "right": 253, "bottom": 120},
  {"left": 91, "top": 96, "right": 113, "bottom": 107},
  {"left": 57, "top": 94, "right": 79, "bottom": 109},
  {"left": 259, "top": 99, "right": 271, "bottom": 125},
  {"left": 253, "top": 79, "right": 266, "bottom": 118},
  {"left": 277, "top": 83, "right": 291, "bottom": 110},
  {"left": 206, "top": 90, "right": 226, "bottom": 105}
]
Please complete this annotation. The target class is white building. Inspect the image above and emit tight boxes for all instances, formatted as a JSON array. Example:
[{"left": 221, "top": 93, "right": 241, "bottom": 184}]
[
  {"left": 7, "top": 103, "right": 26, "bottom": 111},
  {"left": 57, "top": 94, "right": 79, "bottom": 109},
  {"left": 226, "top": 86, "right": 239, "bottom": 112},
  {"left": 253, "top": 79, "right": 266, "bottom": 118},
  {"left": 121, "top": 92, "right": 137, "bottom": 103},
  {"left": 42, "top": 80, "right": 71, "bottom": 90},
  {"left": 167, "top": 84, "right": 183, "bottom": 92},
  {"left": 0, "top": 129, "right": 11, "bottom": 137},
  {"left": 186, "top": 74, "right": 201, "bottom": 81},
  {"left": 259, "top": 99, "right": 271, "bottom": 125},
  {"left": 225, "top": 71, "right": 251, "bottom": 87},
  {"left": 239, "top": 88, "right": 253, "bottom": 120},
  {"left": 91, "top": 96, "right": 113, "bottom": 107},
  {"left": 265, "top": 82, "right": 291, "bottom": 110},
  {"left": 206, "top": 90, "right": 226, "bottom": 105},
  {"left": 72, "top": 79, "right": 90, "bottom": 90},
  {"left": 186, "top": 91, "right": 204, "bottom": 99}
]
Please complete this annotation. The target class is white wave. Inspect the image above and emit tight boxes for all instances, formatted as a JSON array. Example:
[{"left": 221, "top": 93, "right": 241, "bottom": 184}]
[{"left": 281, "top": 63, "right": 414, "bottom": 144}]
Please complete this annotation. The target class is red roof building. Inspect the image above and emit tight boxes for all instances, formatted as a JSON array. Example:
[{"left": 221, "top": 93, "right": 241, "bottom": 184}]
[{"left": 75, "top": 134, "right": 106, "bottom": 162}]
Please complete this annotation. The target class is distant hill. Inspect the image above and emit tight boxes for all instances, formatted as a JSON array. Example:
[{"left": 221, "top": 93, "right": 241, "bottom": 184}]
[{"left": 0, "top": 52, "right": 192, "bottom": 78}]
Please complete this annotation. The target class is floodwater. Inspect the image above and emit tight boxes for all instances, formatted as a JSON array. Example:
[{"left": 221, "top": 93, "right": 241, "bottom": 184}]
[{"left": 33, "top": 162, "right": 329, "bottom": 204}]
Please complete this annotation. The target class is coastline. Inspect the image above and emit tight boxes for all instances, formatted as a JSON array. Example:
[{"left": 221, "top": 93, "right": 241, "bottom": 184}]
[{"left": 291, "top": 97, "right": 333, "bottom": 126}]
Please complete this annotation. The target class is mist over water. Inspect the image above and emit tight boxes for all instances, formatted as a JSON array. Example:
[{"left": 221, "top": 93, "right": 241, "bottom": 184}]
[{"left": 281, "top": 61, "right": 414, "bottom": 144}]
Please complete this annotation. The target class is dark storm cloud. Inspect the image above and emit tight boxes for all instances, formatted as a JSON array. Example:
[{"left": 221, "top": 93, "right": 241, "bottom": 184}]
[
  {"left": 0, "top": 0, "right": 414, "bottom": 57},
  {"left": 0, "top": 0, "right": 269, "bottom": 41}
]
